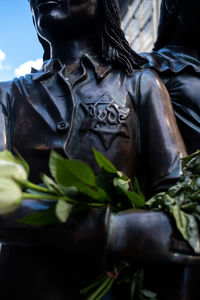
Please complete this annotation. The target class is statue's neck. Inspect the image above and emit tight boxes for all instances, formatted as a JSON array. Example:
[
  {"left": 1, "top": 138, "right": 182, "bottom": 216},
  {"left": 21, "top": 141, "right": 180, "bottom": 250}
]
[{"left": 50, "top": 31, "right": 98, "bottom": 68}]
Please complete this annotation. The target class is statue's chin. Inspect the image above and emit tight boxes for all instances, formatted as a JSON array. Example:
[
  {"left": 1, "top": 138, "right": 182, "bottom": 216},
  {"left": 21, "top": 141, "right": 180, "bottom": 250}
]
[{"left": 36, "top": 11, "right": 70, "bottom": 37}]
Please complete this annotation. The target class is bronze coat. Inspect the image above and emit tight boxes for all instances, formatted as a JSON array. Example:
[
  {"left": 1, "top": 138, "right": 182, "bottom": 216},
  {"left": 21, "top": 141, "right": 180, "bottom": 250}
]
[{"left": 0, "top": 55, "right": 186, "bottom": 299}]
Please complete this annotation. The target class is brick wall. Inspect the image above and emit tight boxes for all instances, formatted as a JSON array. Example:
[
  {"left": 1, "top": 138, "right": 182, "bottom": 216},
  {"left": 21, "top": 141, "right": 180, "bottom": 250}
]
[{"left": 121, "top": 0, "right": 161, "bottom": 52}]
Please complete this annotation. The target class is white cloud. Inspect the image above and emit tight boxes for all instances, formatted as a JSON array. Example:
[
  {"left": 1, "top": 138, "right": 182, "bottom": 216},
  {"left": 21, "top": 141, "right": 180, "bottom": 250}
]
[
  {"left": 0, "top": 49, "right": 6, "bottom": 70},
  {"left": 14, "top": 58, "right": 43, "bottom": 77}
]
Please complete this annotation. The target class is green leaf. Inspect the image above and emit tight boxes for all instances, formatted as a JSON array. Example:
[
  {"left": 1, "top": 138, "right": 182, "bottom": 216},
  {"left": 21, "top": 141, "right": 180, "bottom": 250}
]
[
  {"left": 14, "top": 148, "right": 30, "bottom": 176},
  {"left": 18, "top": 207, "right": 58, "bottom": 226},
  {"left": 181, "top": 202, "right": 198, "bottom": 213},
  {"left": 130, "top": 277, "right": 136, "bottom": 299},
  {"left": 114, "top": 178, "right": 145, "bottom": 208},
  {"left": 96, "top": 169, "right": 115, "bottom": 197},
  {"left": 186, "top": 213, "right": 200, "bottom": 254},
  {"left": 171, "top": 206, "right": 200, "bottom": 253},
  {"left": 125, "top": 191, "right": 145, "bottom": 208},
  {"left": 56, "top": 159, "right": 96, "bottom": 187},
  {"left": 59, "top": 186, "right": 78, "bottom": 198},
  {"left": 182, "top": 150, "right": 200, "bottom": 168},
  {"left": 75, "top": 185, "right": 102, "bottom": 200},
  {"left": 55, "top": 200, "right": 73, "bottom": 223},
  {"left": 146, "top": 192, "right": 166, "bottom": 209},
  {"left": 141, "top": 289, "right": 157, "bottom": 299},
  {"left": 93, "top": 148, "right": 117, "bottom": 173},
  {"left": 168, "top": 181, "right": 185, "bottom": 197},
  {"left": 0, "top": 178, "right": 22, "bottom": 215},
  {"left": 163, "top": 194, "right": 175, "bottom": 207},
  {"left": 172, "top": 205, "right": 189, "bottom": 240},
  {"left": 49, "top": 150, "right": 64, "bottom": 180},
  {"left": 133, "top": 177, "right": 144, "bottom": 197},
  {"left": 41, "top": 174, "right": 64, "bottom": 196},
  {"left": 50, "top": 150, "right": 96, "bottom": 187},
  {"left": 54, "top": 158, "right": 103, "bottom": 199},
  {"left": 49, "top": 151, "right": 102, "bottom": 199}
]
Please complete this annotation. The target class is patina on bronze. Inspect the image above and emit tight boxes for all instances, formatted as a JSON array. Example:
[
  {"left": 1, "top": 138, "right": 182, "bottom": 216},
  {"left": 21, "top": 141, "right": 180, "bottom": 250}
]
[
  {"left": 142, "top": 0, "right": 200, "bottom": 155},
  {"left": 141, "top": 1, "right": 200, "bottom": 299},
  {"left": 0, "top": 1, "right": 197, "bottom": 299}
]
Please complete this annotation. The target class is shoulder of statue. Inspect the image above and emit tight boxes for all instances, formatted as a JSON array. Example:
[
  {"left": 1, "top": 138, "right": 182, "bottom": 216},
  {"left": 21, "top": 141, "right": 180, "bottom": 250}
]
[
  {"left": 140, "top": 46, "right": 200, "bottom": 74},
  {"left": 0, "top": 80, "right": 13, "bottom": 91},
  {"left": 137, "top": 68, "right": 163, "bottom": 90},
  {"left": 135, "top": 68, "right": 170, "bottom": 111},
  {"left": 0, "top": 80, "right": 14, "bottom": 103},
  {"left": 125, "top": 68, "right": 160, "bottom": 88},
  {"left": 0, "top": 76, "right": 31, "bottom": 107}
]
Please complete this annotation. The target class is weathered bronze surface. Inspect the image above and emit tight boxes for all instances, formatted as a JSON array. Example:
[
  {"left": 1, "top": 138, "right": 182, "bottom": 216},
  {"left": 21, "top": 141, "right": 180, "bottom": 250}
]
[
  {"left": 0, "top": 1, "right": 197, "bottom": 299},
  {"left": 142, "top": 0, "right": 200, "bottom": 155},
  {"left": 141, "top": 0, "right": 200, "bottom": 298}
]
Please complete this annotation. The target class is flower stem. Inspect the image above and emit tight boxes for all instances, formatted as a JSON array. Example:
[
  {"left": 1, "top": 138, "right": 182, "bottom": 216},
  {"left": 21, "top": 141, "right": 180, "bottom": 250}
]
[
  {"left": 22, "top": 193, "right": 58, "bottom": 201},
  {"left": 81, "top": 274, "right": 106, "bottom": 295},
  {"left": 24, "top": 181, "right": 52, "bottom": 194},
  {"left": 86, "top": 276, "right": 114, "bottom": 300},
  {"left": 22, "top": 193, "right": 105, "bottom": 207},
  {"left": 95, "top": 278, "right": 115, "bottom": 300}
]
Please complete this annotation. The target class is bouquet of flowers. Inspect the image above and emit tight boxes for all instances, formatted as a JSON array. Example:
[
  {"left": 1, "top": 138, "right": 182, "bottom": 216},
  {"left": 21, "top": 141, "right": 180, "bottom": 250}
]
[{"left": 0, "top": 148, "right": 200, "bottom": 299}]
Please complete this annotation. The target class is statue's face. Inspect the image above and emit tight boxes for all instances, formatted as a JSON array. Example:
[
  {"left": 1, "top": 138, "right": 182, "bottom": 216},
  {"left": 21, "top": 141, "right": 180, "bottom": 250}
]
[
  {"left": 29, "top": 0, "right": 97, "bottom": 41},
  {"left": 179, "top": 0, "right": 200, "bottom": 38}
]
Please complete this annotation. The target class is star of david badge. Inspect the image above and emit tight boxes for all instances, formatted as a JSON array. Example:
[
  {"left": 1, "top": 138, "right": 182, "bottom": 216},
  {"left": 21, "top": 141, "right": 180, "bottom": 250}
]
[{"left": 80, "top": 94, "right": 130, "bottom": 150}]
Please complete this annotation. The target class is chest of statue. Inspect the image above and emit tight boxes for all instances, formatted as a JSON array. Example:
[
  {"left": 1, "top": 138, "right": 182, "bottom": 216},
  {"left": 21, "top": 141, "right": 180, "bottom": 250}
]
[{"left": 10, "top": 68, "right": 138, "bottom": 182}]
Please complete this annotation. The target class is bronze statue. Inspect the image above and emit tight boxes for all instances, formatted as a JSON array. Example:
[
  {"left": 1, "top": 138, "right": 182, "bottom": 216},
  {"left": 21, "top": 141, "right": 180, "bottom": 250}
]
[
  {"left": 142, "top": 0, "right": 200, "bottom": 154},
  {"left": 0, "top": 0, "right": 197, "bottom": 299},
  {"left": 141, "top": 1, "right": 200, "bottom": 298}
]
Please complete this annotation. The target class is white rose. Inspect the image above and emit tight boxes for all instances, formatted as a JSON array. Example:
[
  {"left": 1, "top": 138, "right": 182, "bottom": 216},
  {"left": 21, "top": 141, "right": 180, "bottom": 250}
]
[
  {"left": 0, "top": 150, "right": 28, "bottom": 181},
  {"left": 0, "top": 178, "right": 22, "bottom": 215}
]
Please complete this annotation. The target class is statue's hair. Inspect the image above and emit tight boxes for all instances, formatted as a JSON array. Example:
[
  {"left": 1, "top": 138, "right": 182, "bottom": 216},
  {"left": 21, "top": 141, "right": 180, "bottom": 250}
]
[
  {"left": 154, "top": 0, "right": 181, "bottom": 51},
  {"left": 97, "top": 0, "right": 146, "bottom": 73},
  {"left": 38, "top": 0, "right": 146, "bottom": 74}
]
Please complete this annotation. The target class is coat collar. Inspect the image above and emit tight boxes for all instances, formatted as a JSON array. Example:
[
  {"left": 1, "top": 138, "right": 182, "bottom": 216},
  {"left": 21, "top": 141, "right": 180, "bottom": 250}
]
[
  {"left": 30, "top": 53, "right": 112, "bottom": 82},
  {"left": 141, "top": 46, "right": 200, "bottom": 74}
]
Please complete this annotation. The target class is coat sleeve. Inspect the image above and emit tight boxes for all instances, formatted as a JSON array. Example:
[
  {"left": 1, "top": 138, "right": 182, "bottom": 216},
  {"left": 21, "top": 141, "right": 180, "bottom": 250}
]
[{"left": 137, "top": 69, "right": 186, "bottom": 197}]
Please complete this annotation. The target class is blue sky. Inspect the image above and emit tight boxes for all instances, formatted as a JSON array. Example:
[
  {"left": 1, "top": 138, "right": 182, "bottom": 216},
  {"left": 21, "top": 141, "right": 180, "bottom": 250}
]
[{"left": 0, "top": 0, "right": 43, "bottom": 81}]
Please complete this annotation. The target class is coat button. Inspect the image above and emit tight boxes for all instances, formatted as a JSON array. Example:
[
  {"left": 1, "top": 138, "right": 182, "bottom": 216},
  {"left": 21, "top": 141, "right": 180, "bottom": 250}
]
[{"left": 57, "top": 121, "right": 70, "bottom": 132}]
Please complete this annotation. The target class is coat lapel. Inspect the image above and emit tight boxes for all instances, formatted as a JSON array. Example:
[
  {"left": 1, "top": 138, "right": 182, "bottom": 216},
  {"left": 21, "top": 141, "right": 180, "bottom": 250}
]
[{"left": 30, "top": 61, "right": 75, "bottom": 134}]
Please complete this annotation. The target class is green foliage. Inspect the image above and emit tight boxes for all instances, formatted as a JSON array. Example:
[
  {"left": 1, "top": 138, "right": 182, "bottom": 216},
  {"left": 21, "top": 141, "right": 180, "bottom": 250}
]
[
  {"left": 18, "top": 207, "right": 58, "bottom": 226},
  {"left": 55, "top": 200, "right": 73, "bottom": 223},
  {"left": 1, "top": 149, "right": 200, "bottom": 299},
  {"left": 0, "top": 148, "right": 145, "bottom": 226},
  {"left": 140, "top": 290, "right": 157, "bottom": 300},
  {"left": 41, "top": 174, "right": 64, "bottom": 196},
  {"left": 114, "top": 177, "right": 145, "bottom": 208},
  {"left": 147, "top": 151, "right": 200, "bottom": 254},
  {"left": 13, "top": 148, "right": 30, "bottom": 177},
  {"left": 49, "top": 150, "right": 104, "bottom": 200},
  {"left": 49, "top": 150, "right": 63, "bottom": 179},
  {"left": 81, "top": 266, "right": 157, "bottom": 300},
  {"left": 93, "top": 148, "right": 117, "bottom": 173}
]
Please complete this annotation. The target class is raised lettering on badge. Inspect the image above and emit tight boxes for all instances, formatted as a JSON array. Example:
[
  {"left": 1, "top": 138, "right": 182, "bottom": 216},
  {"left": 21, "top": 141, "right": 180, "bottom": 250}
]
[{"left": 80, "top": 94, "right": 130, "bottom": 150}]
